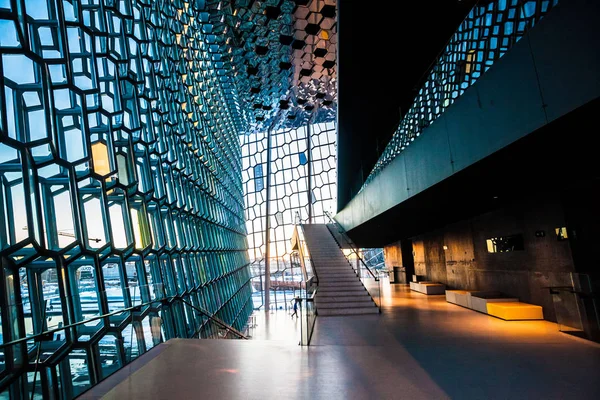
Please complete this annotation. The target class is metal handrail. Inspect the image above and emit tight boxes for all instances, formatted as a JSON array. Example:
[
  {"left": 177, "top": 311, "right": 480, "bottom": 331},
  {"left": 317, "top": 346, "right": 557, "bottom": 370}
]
[
  {"left": 300, "top": 278, "right": 319, "bottom": 346},
  {"left": 324, "top": 211, "right": 380, "bottom": 281},
  {"left": 295, "top": 211, "right": 319, "bottom": 284},
  {"left": 179, "top": 298, "right": 248, "bottom": 339},
  {"left": 0, "top": 290, "right": 247, "bottom": 351}
]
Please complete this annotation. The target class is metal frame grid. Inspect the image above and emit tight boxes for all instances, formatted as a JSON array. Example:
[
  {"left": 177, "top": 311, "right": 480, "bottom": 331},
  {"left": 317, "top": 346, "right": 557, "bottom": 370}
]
[
  {"left": 0, "top": 0, "right": 252, "bottom": 397},
  {"left": 363, "top": 0, "right": 559, "bottom": 190},
  {"left": 241, "top": 121, "right": 336, "bottom": 310},
  {"left": 219, "top": 0, "right": 337, "bottom": 132}
]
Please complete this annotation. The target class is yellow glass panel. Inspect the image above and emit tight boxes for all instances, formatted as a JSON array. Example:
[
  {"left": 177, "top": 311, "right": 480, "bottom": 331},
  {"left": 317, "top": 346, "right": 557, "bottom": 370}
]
[
  {"left": 130, "top": 206, "right": 151, "bottom": 250},
  {"left": 91, "top": 142, "right": 111, "bottom": 176},
  {"left": 465, "top": 50, "right": 476, "bottom": 74},
  {"left": 320, "top": 30, "right": 329, "bottom": 40}
]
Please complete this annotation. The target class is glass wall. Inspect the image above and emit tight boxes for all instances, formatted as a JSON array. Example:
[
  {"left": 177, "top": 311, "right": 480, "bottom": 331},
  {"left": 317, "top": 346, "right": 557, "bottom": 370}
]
[
  {"left": 0, "top": 0, "right": 252, "bottom": 398},
  {"left": 241, "top": 122, "right": 337, "bottom": 310},
  {"left": 363, "top": 0, "right": 559, "bottom": 189}
]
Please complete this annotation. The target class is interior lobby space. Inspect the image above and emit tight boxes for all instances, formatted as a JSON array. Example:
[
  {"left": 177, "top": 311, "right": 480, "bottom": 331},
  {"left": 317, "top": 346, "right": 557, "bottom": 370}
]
[
  {"left": 82, "top": 284, "right": 600, "bottom": 399},
  {"left": 2, "top": 0, "right": 600, "bottom": 398}
]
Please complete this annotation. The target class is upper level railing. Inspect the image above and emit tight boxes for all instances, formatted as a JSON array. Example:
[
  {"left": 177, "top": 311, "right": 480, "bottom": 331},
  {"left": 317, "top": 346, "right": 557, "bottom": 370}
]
[
  {"left": 324, "top": 211, "right": 383, "bottom": 309},
  {"left": 0, "top": 284, "right": 248, "bottom": 399},
  {"left": 362, "top": 0, "right": 559, "bottom": 190}
]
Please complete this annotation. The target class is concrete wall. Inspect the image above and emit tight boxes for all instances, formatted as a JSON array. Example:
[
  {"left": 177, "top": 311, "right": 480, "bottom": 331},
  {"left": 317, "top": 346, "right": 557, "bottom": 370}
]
[
  {"left": 383, "top": 240, "right": 401, "bottom": 281},
  {"left": 336, "top": 0, "right": 600, "bottom": 233},
  {"left": 407, "top": 196, "right": 575, "bottom": 321}
]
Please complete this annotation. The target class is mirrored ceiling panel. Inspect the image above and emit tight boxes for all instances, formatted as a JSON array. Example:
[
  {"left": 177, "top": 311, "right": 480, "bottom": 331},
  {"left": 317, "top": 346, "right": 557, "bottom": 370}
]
[{"left": 205, "top": 0, "right": 337, "bottom": 133}]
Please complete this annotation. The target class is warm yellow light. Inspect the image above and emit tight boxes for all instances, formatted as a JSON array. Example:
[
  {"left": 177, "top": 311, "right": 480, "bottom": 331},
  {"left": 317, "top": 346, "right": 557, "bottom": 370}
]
[
  {"left": 130, "top": 207, "right": 150, "bottom": 250},
  {"left": 320, "top": 30, "right": 329, "bottom": 40},
  {"left": 91, "top": 142, "right": 111, "bottom": 176},
  {"left": 486, "top": 302, "right": 544, "bottom": 320},
  {"left": 465, "top": 50, "right": 476, "bottom": 74}
]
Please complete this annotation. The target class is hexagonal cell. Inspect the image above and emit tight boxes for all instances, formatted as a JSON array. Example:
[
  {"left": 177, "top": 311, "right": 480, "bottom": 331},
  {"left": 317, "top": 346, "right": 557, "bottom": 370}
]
[
  {"left": 294, "top": 19, "right": 308, "bottom": 31},
  {"left": 66, "top": 255, "right": 106, "bottom": 337},
  {"left": 255, "top": 45, "right": 268, "bottom": 55},
  {"left": 299, "top": 68, "right": 313, "bottom": 77},
  {"left": 313, "top": 47, "right": 327, "bottom": 58},
  {"left": 294, "top": 30, "right": 307, "bottom": 40},
  {"left": 279, "top": 34, "right": 293, "bottom": 45},
  {"left": 322, "top": 60, "right": 335, "bottom": 69},
  {"left": 122, "top": 322, "right": 143, "bottom": 363},
  {"left": 141, "top": 314, "right": 162, "bottom": 351},
  {"left": 305, "top": 23, "right": 320, "bottom": 35},
  {"left": 97, "top": 334, "right": 124, "bottom": 379},
  {"left": 320, "top": 4, "right": 336, "bottom": 18},
  {"left": 60, "top": 348, "right": 92, "bottom": 396},
  {"left": 265, "top": 6, "right": 281, "bottom": 19},
  {"left": 320, "top": 17, "right": 336, "bottom": 30},
  {"left": 279, "top": 61, "right": 292, "bottom": 70},
  {"left": 291, "top": 39, "right": 305, "bottom": 50},
  {"left": 295, "top": 5, "right": 310, "bottom": 19}
]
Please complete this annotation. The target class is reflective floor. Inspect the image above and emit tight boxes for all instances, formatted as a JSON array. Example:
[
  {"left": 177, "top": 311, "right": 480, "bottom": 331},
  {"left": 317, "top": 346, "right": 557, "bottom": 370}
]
[
  {"left": 82, "top": 285, "right": 600, "bottom": 400},
  {"left": 247, "top": 307, "right": 302, "bottom": 342}
]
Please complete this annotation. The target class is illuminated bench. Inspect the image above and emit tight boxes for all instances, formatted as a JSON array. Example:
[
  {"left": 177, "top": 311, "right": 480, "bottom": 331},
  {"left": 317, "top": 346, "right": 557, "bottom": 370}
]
[
  {"left": 469, "top": 291, "right": 519, "bottom": 314},
  {"left": 445, "top": 290, "right": 475, "bottom": 308},
  {"left": 486, "top": 302, "right": 544, "bottom": 320},
  {"left": 410, "top": 281, "right": 446, "bottom": 295}
]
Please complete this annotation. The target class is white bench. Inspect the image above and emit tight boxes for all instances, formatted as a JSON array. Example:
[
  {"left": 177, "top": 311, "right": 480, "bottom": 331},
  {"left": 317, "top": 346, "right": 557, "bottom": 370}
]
[
  {"left": 445, "top": 290, "right": 475, "bottom": 308},
  {"left": 410, "top": 281, "right": 446, "bottom": 295}
]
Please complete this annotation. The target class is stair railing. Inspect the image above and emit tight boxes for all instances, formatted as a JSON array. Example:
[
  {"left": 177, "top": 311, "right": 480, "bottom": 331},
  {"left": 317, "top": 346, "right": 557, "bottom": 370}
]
[
  {"left": 0, "top": 285, "right": 248, "bottom": 356},
  {"left": 324, "top": 211, "right": 383, "bottom": 310},
  {"left": 293, "top": 212, "right": 319, "bottom": 345},
  {"left": 177, "top": 298, "right": 249, "bottom": 339}
]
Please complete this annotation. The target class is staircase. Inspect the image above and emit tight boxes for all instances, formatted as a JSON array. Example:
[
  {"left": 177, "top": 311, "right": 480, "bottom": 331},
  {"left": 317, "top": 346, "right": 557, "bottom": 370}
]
[{"left": 302, "top": 224, "right": 379, "bottom": 316}]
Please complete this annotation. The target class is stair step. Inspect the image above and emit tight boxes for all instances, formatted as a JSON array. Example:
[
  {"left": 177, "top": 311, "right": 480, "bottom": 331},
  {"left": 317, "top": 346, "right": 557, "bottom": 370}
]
[
  {"left": 318, "top": 276, "right": 357, "bottom": 279},
  {"left": 303, "top": 224, "right": 381, "bottom": 317},
  {"left": 318, "top": 269, "right": 354, "bottom": 272},
  {"left": 317, "top": 288, "right": 366, "bottom": 294},
  {"left": 318, "top": 276, "right": 358, "bottom": 279},
  {"left": 316, "top": 296, "right": 373, "bottom": 303},
  {"left": 316, "top": 301, "right": 376, "bottom": 309},
  {"left": 318, "top": 307, "right": 380, "bottom": 316},
  {"left": 315, "top": 265, "right": 353, "bottom": 268},
  {"left": 318, "top": 282, "right": 364, "bottom": 288}
]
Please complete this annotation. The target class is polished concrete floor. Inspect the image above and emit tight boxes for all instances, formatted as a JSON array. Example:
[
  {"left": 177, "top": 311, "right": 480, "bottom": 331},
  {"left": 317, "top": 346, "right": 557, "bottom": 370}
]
[
  {"left": 247, "top": 307, "right": 301, "bottom": 342},
  {"left": 82, "top": 285, "right": 600, "bottom": 399}
]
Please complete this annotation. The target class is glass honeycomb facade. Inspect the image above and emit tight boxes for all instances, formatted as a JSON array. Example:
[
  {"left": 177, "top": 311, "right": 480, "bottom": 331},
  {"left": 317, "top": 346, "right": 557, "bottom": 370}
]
[
  {"left": 363, "top": 0, "right": 559, "bottom": 189},
  {"left": 241, "top": 122, "right": 337, "bottom": 309},
  {"left": 0, "top": 0, "right": 253, "bottom": 397}
]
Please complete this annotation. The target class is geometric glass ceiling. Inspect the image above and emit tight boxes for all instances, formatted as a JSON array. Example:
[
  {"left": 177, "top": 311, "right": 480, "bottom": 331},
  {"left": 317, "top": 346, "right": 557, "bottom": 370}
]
[{"left": 204, "top": 0, "right": 337, "bottom": 133}]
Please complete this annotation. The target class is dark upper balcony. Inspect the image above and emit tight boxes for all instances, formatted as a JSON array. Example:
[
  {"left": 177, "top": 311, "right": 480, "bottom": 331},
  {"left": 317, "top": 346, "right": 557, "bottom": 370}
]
[{"left": 335, "top": 0, "right": 600, "bottom": 245}]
